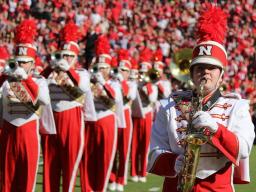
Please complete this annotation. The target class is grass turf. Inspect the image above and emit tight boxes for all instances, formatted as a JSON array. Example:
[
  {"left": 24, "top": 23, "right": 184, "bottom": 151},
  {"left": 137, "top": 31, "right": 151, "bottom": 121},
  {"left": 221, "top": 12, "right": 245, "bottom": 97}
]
[{"left": 35, "top": 146, "right": 256, "bottom": 191}]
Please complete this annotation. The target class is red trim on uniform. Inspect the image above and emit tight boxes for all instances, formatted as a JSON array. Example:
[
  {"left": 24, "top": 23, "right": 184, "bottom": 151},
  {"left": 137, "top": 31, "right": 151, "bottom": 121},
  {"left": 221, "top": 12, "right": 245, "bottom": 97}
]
[
  {"left": 104, "top": 83, "right": 116, "bottom": 99},
  {"left": 67, "top": 68, "right": 80, "bottom": 86},
  {"left": 149, "top": 152, "right": 178, "bottom": 177},
  {"left": 146, "top": 83, "right": 153, "bottom": 95},
  {"left": 158, "top": 83, "right": 164, "bottom": 94},
  {"left": 202, "top": 92, "right": 213, "bottom": 105},
  {"left": 40, "top": 66, "right": 53, "bottom": 78},
  {"left": 21, "top": 76, "right": 39, "bottom": 104},
  {"left": 211, "top": 123, "right": 239, "bottom": 166},
  {"left": 121, "top": 80, "right": 129, "bottom": 97},
  {"left": 0, "top": 74, "right": 8, "bottom": 86}
]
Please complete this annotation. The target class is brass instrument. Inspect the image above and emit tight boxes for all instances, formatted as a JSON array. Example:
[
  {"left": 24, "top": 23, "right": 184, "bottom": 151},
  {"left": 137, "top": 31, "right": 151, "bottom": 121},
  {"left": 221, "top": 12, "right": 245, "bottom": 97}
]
[
  {"left": 139, "top": 68, "right": 161, "bottom": 83},
  {"left": 89, "top": 69, "right": 116, "bottom": 112},
  {"left": 178, "top": 80, "right": 208, "bottom": 192},
  {"left": 147, "top": 68, "right": 160, "bottom": 83},
  {"left": 170, "top": 48, "right": 193, "bottom": 85}
]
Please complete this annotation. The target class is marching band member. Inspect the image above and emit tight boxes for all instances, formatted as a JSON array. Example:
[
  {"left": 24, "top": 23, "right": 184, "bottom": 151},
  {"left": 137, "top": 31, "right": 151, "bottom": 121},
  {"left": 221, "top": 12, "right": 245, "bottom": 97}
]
[
  {"left": 80, "top": 35, "right": 124, "bottom": 192},
  {"left": 40, "top": 21, "right": 89, "bottom": 192},
  {"left": 153, "top": 49, "right": 172, "bottom": 100},
  {"left": 108, "top": 49, "right": 137, "bottom": 191},
  {"left": 130, "top": 48, "right": 158, "bottom": 183},
  {"left": 0, "top": 46, "right": 9, "bottom": 135},
  {"left": 0, "top": 19, "right": 54, "bottom": 192},
  {"left": 153, "top": 49, "right": 172, "bottom": 117},
  {"left": 148, "top": 4, "right": 255, "bottom": 191}
]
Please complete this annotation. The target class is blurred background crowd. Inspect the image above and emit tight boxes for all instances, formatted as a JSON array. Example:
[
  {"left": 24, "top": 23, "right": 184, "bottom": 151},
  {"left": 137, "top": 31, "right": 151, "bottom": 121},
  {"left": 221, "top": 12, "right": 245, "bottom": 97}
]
[{"left": 0, "top": 0, "right": 255, "bottom": 113}]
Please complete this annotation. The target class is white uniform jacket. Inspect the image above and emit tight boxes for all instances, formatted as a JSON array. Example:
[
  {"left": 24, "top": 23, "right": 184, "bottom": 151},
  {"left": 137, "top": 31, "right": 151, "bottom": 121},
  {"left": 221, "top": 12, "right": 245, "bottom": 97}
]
[
  {"left": 1, "top": 74, "right": 56, "bottom": 134},
  {"left": 148, "top": 91, "right": 255, "bottom": 183}
]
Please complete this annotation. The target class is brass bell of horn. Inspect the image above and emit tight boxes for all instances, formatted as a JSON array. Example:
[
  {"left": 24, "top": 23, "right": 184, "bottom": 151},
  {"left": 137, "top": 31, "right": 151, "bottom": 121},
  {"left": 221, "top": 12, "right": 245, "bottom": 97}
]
[{"left": 170, "top": 48, "right": 193, "bottom": 84}]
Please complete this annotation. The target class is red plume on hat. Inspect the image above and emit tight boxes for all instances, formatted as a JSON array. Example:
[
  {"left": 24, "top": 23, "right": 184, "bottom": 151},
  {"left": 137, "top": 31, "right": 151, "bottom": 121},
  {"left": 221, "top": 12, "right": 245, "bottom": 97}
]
[
  {"left": 118, "top": 49, "right": 131, "bottom": 70},
  {"left": 153, "top": 49, "right": 163, "bottom": 62},
  {"left": 95, "top": 35, "right": 111, "bottom": 56},
  {"left": 139, "top": 48, "right": 152, "bottom": 64},
  {"left": 15, "top": 19, "right": 37, "bottom": 44},
  {"left": 15, "top": 19, "right": 37, "bottom": 62},
  {"left": 60, "top": 21, "right": 81, "bottom": 43},
  {"left": 131, "top": 58, "right": 139, "bottom": 70},
  {"left": 196, "top": 3, "right": 227, "bottom": 44},
  {"left": 139, "top": 48, "right": 152, "bottom": 72},
  {"left": 60, "top": 21, "right": 81, "bottom": 55},
  {"left": 191, "top": 3, "right": 228, "bottom": 69},
  {"left": 111, "top": 56, "right": 118, "bottom": 68},
  {"left": 0, "top": 46, "right": 10, "bottom": 64},
  {"left": 130, "top": 57, "right": 139, "bottom": 79},
  {"left": 153, "top": 48, "right": 165, "bottom": 71},
  {"left": 95, "top": 35, "right": 112, "bottom": 67}
]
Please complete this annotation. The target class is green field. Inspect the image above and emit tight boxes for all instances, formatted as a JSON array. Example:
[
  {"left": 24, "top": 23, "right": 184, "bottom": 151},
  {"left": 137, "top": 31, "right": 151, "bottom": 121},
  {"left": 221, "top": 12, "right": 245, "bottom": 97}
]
[{"left": 36, "top": 146, "right": 256, "bottom": 191}]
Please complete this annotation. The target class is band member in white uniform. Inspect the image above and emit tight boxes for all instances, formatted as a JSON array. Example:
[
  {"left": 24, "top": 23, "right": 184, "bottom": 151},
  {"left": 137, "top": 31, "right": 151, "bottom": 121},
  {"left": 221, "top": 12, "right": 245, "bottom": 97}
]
[
  {"left": 108, "top": 49, "right": 137, "bottom": 191},
  {"left": 130, "top": 48, "right": 158, "bottom": 183},
  {"left": 40, "top": 21, "right": 90, "bottom": 192},
  {"left": 148, "top": 4, "right": 255, "bottom": 192},
  {"left": 0, "top": 19, "right": 54, "bottom": 192},
  {"left": 80, "top": 35, "right": 124, "bottom": 192}
]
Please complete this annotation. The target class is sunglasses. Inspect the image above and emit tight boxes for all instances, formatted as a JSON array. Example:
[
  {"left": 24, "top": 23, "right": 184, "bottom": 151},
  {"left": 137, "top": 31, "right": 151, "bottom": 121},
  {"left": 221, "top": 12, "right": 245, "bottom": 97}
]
[
  {"left": 120, "top": 68, "right": 129, "bottom": 72},
  {"left": 62, "top": 54, "right": 75, "bottom": 58}
]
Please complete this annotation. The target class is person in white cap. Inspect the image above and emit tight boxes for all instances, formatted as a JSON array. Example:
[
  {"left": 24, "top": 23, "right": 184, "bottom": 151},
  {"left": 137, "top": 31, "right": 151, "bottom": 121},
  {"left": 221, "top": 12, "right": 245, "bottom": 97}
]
[
  {"left": 40, "top": 21, "right": 92, "bottom": 192},
  {"left": 153, "top": 48, "right": 172, "bottom": 100},
  {"left": 0, "top": 19, "right": 54, "bottom": 192},
  {"left": 130, "top": 47, "right": 158, "bottom": 183},
  {"left": 153, "top": 48, "right": 172, "bottom": 117},
  {"left": 148, "top": 4, "right": 255, "bottom": 192},
  {"left": 79, "top": 35, "right": 124, "bottom": 192},
  {"left": 108, "top": 49, "right": 137, "bottom": 192}
]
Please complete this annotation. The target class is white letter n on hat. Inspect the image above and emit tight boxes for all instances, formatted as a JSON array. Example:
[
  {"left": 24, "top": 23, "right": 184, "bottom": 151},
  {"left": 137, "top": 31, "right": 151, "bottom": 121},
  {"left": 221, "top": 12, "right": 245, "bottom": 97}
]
[
  {"left": 198, "top": 45, "right": 212, "bottom": 56},
  {"left": 19, "top": 47, "right": 28, "bottom": 55}
]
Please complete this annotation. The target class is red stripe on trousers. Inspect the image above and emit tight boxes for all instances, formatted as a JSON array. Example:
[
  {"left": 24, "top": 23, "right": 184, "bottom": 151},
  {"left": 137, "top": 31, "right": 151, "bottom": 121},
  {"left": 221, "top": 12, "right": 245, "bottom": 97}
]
[
  {"left": 110, "top": 108, "right": 132, "bottom": 185},
  {"left": 80, "top": 114, "right": 116, "bottom": 192},
  {"left": 41, "top": 107, "right": 83, "bottom": 192},
  {"left": 130, "top": 111, "right": 152, "bottom": 177},
  {"left": 0, "top": 120, "right": 38, "bottom": 192}
]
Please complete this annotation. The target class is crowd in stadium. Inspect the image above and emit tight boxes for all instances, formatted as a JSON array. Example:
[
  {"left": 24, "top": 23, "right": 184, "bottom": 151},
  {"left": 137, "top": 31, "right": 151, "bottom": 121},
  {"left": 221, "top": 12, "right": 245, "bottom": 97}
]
[
  {"left": 0, "top": 0, "right": 255, "bottom": 191},
  {"left": 0, "top": 0, "right": 255, "bottom": 102}
]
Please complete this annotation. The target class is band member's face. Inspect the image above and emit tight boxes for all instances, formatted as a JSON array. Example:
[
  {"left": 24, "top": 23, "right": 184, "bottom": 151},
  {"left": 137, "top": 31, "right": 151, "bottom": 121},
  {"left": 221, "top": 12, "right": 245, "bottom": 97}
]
[
  {"left": 191, "top": 64, "right": 222, "bottom": 96},
  {"left": 99, "top": 66, "right": 111, "bottom": 80},
  {"left": 119, "top": 68, "right": 130, "bottom": 80},
  {"left": 62, "top": 53, "right": 76, "bottom": 67},
  {"left": 18, "top": 61, "right": 33, "bottom": 73}
]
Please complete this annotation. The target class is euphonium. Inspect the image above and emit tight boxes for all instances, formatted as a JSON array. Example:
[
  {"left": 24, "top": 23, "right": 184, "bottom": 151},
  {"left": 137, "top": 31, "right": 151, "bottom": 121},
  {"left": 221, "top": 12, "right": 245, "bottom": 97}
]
[{"left": 178, "top": 80, "right": 208, "bottom": 192}]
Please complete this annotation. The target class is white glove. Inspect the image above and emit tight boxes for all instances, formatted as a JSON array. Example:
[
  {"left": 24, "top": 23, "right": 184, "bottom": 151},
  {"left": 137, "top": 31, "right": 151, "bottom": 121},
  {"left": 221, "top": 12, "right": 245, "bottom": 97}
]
[
  {"left": 95, "top": 72, "right": 106, "bottom": 85},
  {"left": 56, "top": 59, "right": 70, "bottom": 71},
  {"left": 174, "top": 154, "right": 184, "bottom": 174},
  {"left": 142, "top": 85, "right": 148, "bottom": 95},
  {"left": 192, "top": 111, "right": 218, "bottom": 133},
  {"left": 12, "top": 67, "right": 28, "bottom": 80}
]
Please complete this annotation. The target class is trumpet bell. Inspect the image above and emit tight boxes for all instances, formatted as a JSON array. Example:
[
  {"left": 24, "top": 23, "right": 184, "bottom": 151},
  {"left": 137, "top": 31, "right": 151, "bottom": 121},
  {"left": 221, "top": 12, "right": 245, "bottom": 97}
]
[{"left": 170, "top": 48, "right": 193, "bottom": 83}]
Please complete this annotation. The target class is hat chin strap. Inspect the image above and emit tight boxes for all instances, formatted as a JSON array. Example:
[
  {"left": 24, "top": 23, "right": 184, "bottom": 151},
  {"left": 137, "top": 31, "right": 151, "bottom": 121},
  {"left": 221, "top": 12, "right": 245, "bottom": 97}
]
[
  {"left": 69, "top": 56, "right": 77, "bottom": 68},
  {"left": 25, "top": 61, "right": 35, "bottom": 75},
  {"left": 210, "top": 69, "right": 224, "bottom": 95}
]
